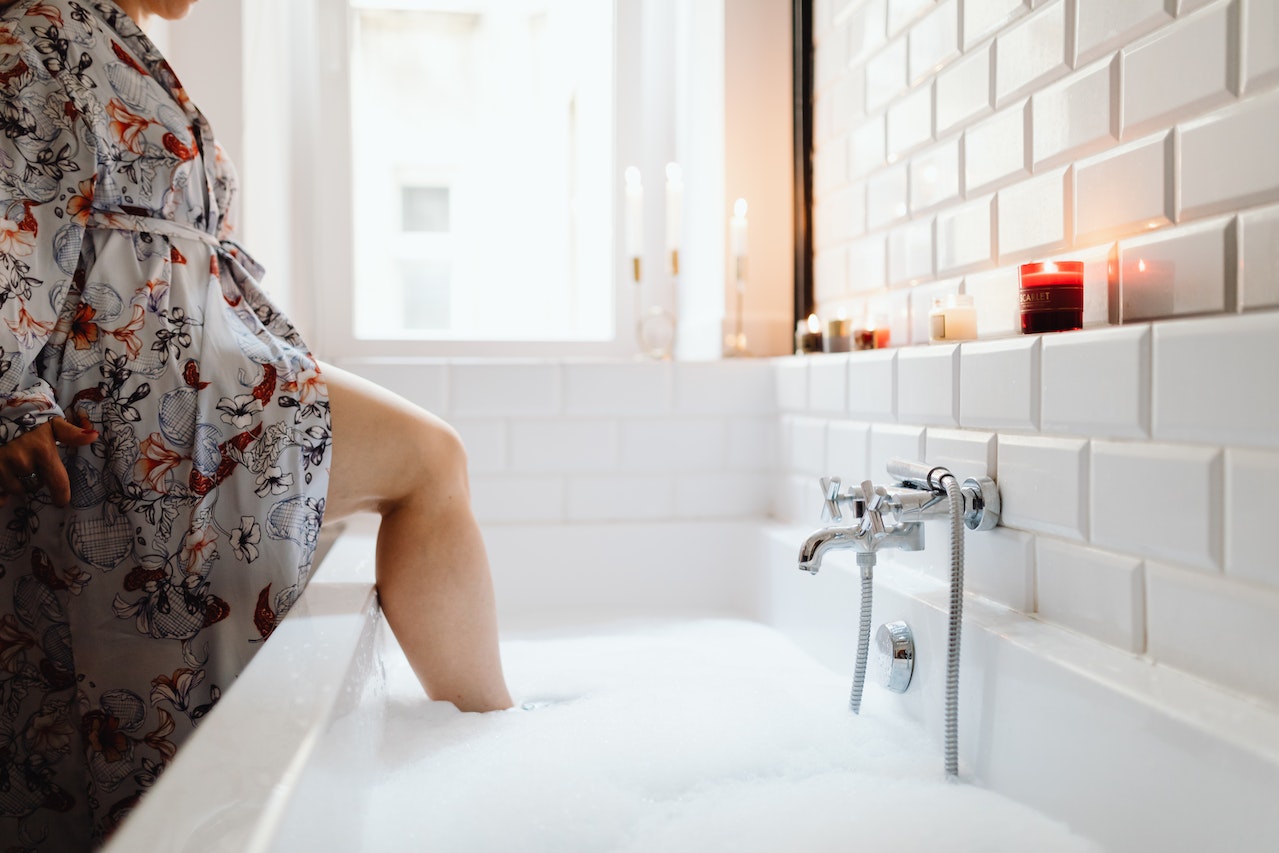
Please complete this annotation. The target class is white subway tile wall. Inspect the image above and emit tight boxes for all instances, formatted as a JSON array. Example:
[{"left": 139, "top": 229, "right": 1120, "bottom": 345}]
[{"left": 815, "top": 0, "right": 1272, "bottom": 341}]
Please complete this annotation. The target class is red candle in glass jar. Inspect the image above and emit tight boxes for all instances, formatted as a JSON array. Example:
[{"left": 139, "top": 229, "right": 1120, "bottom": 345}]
[{"left": 1019, "top": 261, "right": 1083, "bottom": 334}]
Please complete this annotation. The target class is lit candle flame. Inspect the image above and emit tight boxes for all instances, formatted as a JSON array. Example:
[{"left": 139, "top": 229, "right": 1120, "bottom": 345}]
[
  {"left": 1044, "top": 261, "right": 1058, "bottom": 274},
  {"left": 625, "top": 166, "right": 642, "bottom": 189},
  {"left": 807, "top": 313, "right": 820, "bottom": 334},
  {"left": 1138, "top": 258, "right": 1147, "bottom": 273},
  {"left": 734, "top": 198, "right": 748, "bottom": 218},
  {"left": 666, "top": 162, "right": 682, "bottom": 183}
]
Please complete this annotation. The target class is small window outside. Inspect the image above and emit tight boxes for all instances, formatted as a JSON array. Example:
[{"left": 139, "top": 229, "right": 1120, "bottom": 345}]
[{"left": 348, "top": 1, "right": 614, "bottom": 342}]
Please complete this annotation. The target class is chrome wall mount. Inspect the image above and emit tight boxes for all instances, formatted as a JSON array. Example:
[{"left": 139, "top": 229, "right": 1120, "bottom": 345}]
[{"left": 795, "top": 457, "right": 1002, "bottom": 780}]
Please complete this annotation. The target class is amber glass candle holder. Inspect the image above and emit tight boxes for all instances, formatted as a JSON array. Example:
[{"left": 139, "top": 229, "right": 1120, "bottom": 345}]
[{"left": 1019, "top": 261, "right": 1083, "bottom": 334}]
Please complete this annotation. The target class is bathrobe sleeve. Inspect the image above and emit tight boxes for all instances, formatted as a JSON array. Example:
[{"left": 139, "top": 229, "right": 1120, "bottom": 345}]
[{"left": 0, "top": 33, "right": 94, "bottom": 443}]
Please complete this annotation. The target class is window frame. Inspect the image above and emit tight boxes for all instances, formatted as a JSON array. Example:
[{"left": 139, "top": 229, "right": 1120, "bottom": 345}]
[{"left": 309, "top": 0, "right": 641, "bottom": 360}]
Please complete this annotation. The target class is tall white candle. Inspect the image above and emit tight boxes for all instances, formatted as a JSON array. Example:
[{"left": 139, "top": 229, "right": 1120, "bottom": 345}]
[
  {"left": 665, "top": 162, "right": 683, "bottom": 254},
  {"left": 730, "top": 198, "right": 749, "bottom": 259},
  {"left": 625, "top": 166, "right": 643, "bottom": 259}
]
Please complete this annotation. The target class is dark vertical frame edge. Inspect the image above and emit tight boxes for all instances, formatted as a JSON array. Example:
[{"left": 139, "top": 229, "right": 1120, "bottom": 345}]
[{"left": 792, "top": 0, "right": 814, "bottom": 327}]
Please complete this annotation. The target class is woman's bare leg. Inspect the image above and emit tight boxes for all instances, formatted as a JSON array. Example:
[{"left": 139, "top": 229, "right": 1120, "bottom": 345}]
[{"left": 319, "top": 362, "right": 512, "bottom": 711}]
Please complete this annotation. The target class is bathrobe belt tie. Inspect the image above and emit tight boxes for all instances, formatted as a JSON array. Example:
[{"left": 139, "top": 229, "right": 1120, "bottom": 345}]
[{"left": 85, "top": 212, "right": 265, "bottom": 278}]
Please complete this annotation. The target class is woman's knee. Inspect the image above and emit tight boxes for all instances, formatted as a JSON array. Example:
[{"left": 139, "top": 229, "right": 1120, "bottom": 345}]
[{"left": 322, "top": 363, "right": 471, "bottom": 519}]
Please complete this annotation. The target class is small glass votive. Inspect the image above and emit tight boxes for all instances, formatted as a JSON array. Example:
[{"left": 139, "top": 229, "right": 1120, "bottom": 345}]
[
  {"left": 854, "top": 320, "right": 889, "bottom": 350},
  {"left": 794, "top": 314, "right": 823, "bottom": 354},
  {"left": 1019, "top": 261, "right": 1083, "bottom": 334},
  {"left": 824, "top": 317, "right": 851, "bottom": 353}
]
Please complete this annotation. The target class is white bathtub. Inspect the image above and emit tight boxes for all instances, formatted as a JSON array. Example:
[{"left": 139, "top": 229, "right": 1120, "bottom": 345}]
[{"left": 105, "top": 516, "right": 1279, "bottom": 852}]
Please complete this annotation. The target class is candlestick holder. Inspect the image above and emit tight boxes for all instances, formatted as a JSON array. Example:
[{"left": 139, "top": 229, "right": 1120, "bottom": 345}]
[
  {"left": 723, "top": 257, "right": 750, "bottom": 358},
  {"left": 633, "top": 252, "right": 678, "bottom": 360}
]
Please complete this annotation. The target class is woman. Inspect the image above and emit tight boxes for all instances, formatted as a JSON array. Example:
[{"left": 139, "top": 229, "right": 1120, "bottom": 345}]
[{"left": 0, "top": 0, "right": 512, "bottom": 847}]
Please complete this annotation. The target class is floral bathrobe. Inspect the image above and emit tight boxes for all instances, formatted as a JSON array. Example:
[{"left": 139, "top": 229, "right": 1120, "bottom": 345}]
[{"left": 0, "top": 1, "right": 331, "bottom": 848}]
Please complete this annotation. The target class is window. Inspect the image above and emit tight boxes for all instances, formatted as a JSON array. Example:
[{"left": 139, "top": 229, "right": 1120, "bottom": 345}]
[{"left": 342, "top": 0, "right": 615, "bottom": 347}]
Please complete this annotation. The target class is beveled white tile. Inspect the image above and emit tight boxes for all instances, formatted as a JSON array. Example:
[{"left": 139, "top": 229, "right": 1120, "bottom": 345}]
[
  {"left": 1180, "top": 88, "right": 1279, "bottom": 220},
  {"left": 1225, "top": 448, "right": 1279, "bottom": 589},
  {"left": 1121, "top": 1, "right": 1235, "bottom": 139},
  {"left": 1041, "top": 324, "right": 1150, "bottom": 438},
  {"left": 936, "top": 194, "right": 996, "bottom": 274},
  {"left": 450, "top": 362, "right": 561, "bottom": 417},
  {"left": 848, "top": 234, "right": 888, "bottom": 291},
  {"left": 936, "top": 43, "right": 993, "bottom": 135},
  {"left": 1244, "top": 0, "right": 1279, "bottom": 92},
  {"left": 1147, "top": 561, "right": 1279, "bottom": 707},
  {"left": 909, "top": 278, "right": 962, "bottom": 343},
  {"left": 675, "top": 361, "right": 775, "bottom": 415},
  {"left": 1032, "top": 56, "right": 1117, "bottom": 169},
  {"left": 815, "top": 7, "right": 848, "bottom": 87},
  {"left": 848, "top": 0, "right": 888, "bottom": 64},
  {"left": 1153, "top": 311, "right": 1279, "bottom": 448},
  {"left": 867, "top": 162, "right": 910, "bottom": 228},
  {"left": 887, "top": 85, "right": 934, "bottom": 159},
  {"left": 888, "top": 0, "right": 934, "bottom": 37},
  {"left": 568, "top": 474, "right": 674, "bottom": 521},
  {"left": 849, "top": 116, "right": 888, "bottom": 179},
  {"left": 1074, "top": 132, "right": 1173, "bottom": 248},
  {"left": 994, "top": 1, "right": 1069, "bottom": 105},
  {"left": 814, "top": 140, "right": 849, "bottom": 196},
  {"left": 962, "top": 265, "right": 1020, "bottom": 337},
  {"left": 925, "top": 427, "right": 997, "bottom": 478},
  {"left": 897, "top": 344, "right": 959, "bottom": 425},
  {"left": 471, "top": 475, "right": 564, "bottom": 523},
  {"left": 1092, "top": 441, "right": 1223, "bottom": 571},
  {"left": 815, "top": 183, "right": 867, "bottom": 249},
  {"left": 867, "top": 37, "right": 910, "bottom": 112},
  {"left": 1239, "top": 204, "right": 1279, "bottom": 310},
  {"left": 342, "top": 360, "right": 448, "bottom": 414},
  {"left": 963, "top": 0, "right": 1027, "bottom": 50},
  {"left": 774, "top": 360, "right": 809, "bottom": 412},
  {"left": 620, "top": 418, "right": 728, "bottom": 471},
  {"left": 564, "top": 362, "right": 672, "bottom": 415},
  {"left": 451, "top": 419, "right": 507, "bottom": 473},
  {"left": 815, "top": 246, "right": 850, "bottom": 300},
  {"left": 510, "top": 420, "right": 617, "bottom": 472},
  {"left": 964, "top": 102, "right": 1029, "bottom": 194},
  {"left": 1036, "top": 538, "right": 1145, "bottom": 652},
  {"left": 910, "top": 138, "right": 961, "bottom": 212},
  {"left": 869, "top": 423, "right": 927, "bottom": 480},
  {"left": 808, "top": 355, "right": 850, "bottom": 413},
  {"left": 776, "top": 473, "right": 817, "bottom": 524},
  {"left": 965, "top": 526, "right": 1036, "bottom": 611},
  {"left": 826, "top": 420, "right": 872, "bottom": 480},
  {"left": 847, "top": 349, "right": 897, "bottom": 419},
  {"left": 828, "top": 68, "right": 867, "bottom": 140},
  {"left": 909, "top": 0, "right": 959, "bottom": 83},
  {"left": 1116, "top": 216, "right": 1234, "bottom": 322},
  {"left": 728, "top": 418, "right": 776, "bottom": 471},
  {"left": 998, "top": 434, "right": 1089, "bottom": 539},
  {"left": 1075, "top": 0, "right": 1173, "bottom": 67},
  {"left": 959, "top": 336, "right": 1041, "bottom": 430},
  {"left": 887, "top": 218, "right": 935, "bottom": 284},
  {"left": 789, "top": 416, "right": 829, "bottom": 474},
  {"left": 997, "top": 167, "right": 1069, "bottom": 260},
  {"left": 675, "top": 473, "right": 771, "bottom": 519}
]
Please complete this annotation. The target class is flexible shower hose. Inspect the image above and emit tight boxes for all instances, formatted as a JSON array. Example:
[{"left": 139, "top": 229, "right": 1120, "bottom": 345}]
[
  {"left": 848, "top": 552, "right": 875, "bottom": 714},
  {"left": 941, "top": 472, "right": 964, "bottom": 779}
]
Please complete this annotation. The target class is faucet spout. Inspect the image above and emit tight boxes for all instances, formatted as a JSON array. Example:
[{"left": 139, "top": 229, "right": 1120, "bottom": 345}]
[{"left": 797, "top": 526, "right": 862, "bottom": 574}]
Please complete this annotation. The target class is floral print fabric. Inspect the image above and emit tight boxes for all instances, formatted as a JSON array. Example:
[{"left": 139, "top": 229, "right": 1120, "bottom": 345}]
[{"left": 0, "top": 1, "right": 331, "bottom": 848}]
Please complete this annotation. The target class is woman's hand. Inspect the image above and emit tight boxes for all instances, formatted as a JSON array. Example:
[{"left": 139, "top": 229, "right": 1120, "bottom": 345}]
[{"left": 0, "top": 415, "right": 98, "bottom": 507}]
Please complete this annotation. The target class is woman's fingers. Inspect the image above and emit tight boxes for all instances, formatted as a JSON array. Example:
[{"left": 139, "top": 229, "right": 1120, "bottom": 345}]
[
  {"left": 0, "top": 417, "right": 97, "bottom": 505},
  {"left": 50, "top": 415, "right": 98, "bottom": 447}
]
